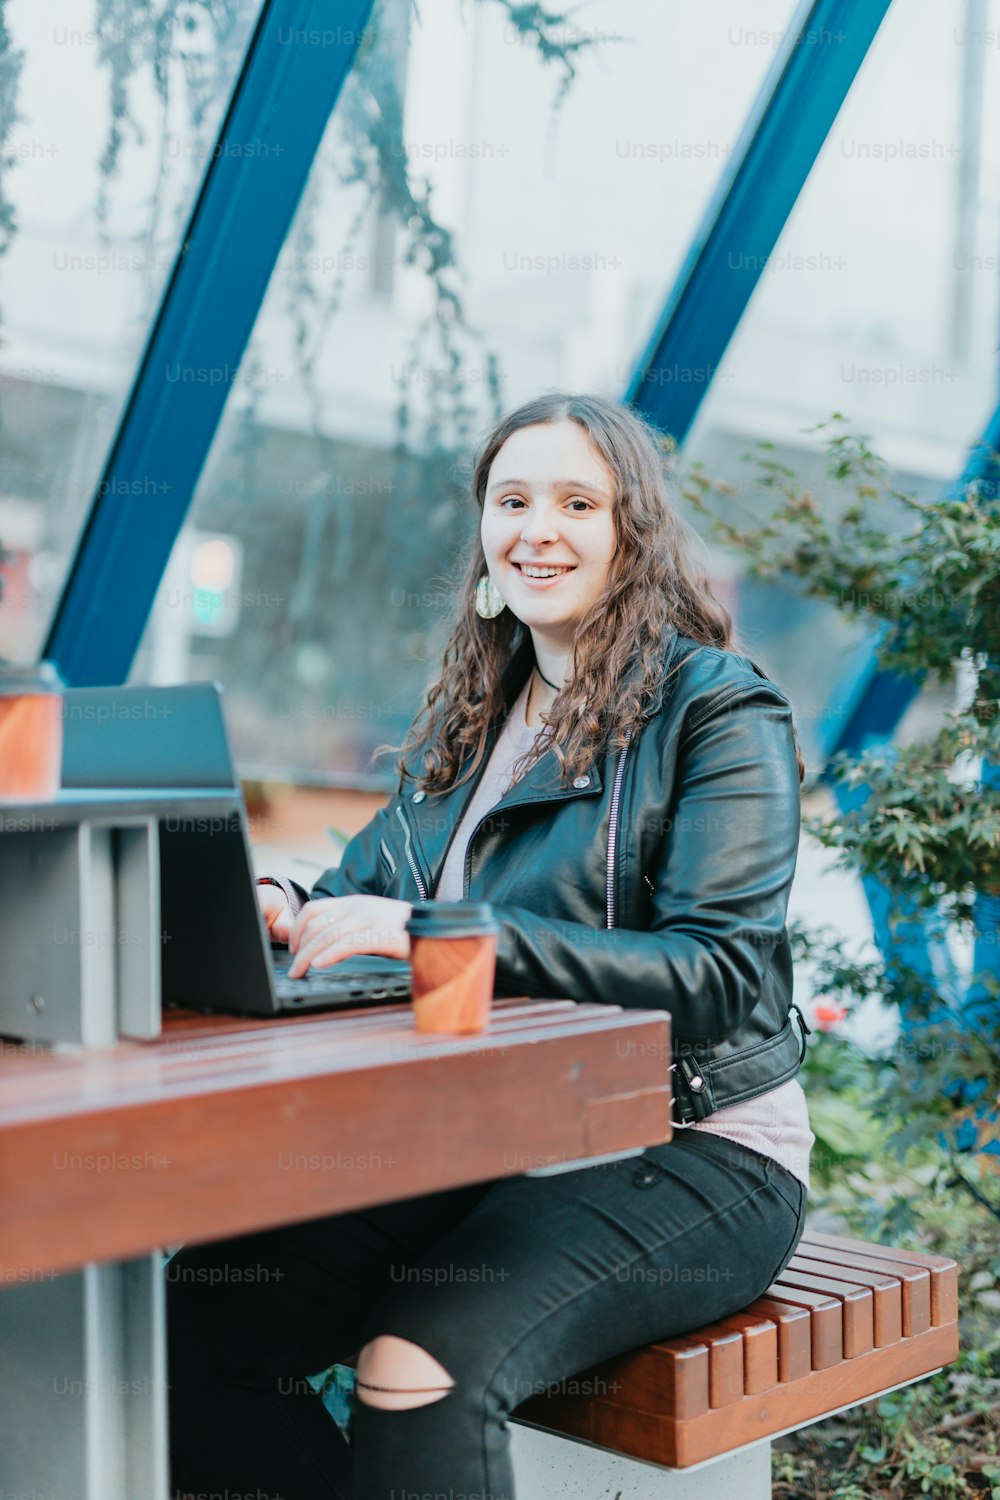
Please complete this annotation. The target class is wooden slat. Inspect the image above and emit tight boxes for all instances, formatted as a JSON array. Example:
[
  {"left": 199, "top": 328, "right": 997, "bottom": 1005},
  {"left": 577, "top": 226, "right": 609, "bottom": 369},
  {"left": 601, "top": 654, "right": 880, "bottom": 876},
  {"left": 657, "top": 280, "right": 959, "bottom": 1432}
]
[
  {"left": 707, "top": 1333, "right": 743, "bottom": 1409},
  {"left": 774, "top": 1268, "right": 874, "bottom": 1358},
  {"left": 801, "top": 1232, "right": 957, "bottom": 1327},
  {"left": 718, "top": 1311, "right": 778, "bottom": 1394},
  {"left": 762, "top": 1284, "right": 844, "bottom": 1368},
  {"left": 790, "top": 1253, "right": 902, "bottom": 1347},
  {"left": 744, "top": 1296, "right": 812, "bottom": 1383},
  {"left": 687, "top": 1324, "right": 744, "bottom": 1408},
  {"left": 648, "top": 1340, "right": 710, "bottom": 1422}
]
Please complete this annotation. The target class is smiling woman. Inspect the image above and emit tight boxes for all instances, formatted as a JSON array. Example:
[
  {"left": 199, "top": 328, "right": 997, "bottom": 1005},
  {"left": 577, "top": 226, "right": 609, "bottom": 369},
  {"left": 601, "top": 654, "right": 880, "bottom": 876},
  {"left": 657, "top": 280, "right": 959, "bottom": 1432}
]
[
  {"left": 434, "top": 393, "right": 669, "bottom": 787},
  {"left": 169, "top": 391, "right": 814, "bottom": 1500},
  {"left": 480, "top": 419, "right": 618, "bottom": 712}
]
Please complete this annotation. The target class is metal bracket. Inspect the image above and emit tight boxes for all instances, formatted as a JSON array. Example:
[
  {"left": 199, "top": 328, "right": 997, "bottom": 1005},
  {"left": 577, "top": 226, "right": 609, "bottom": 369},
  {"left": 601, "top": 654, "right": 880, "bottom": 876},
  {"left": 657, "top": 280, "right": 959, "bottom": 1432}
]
[{"left": 0, "top": 814, "right": 160, "bottom": 1047}]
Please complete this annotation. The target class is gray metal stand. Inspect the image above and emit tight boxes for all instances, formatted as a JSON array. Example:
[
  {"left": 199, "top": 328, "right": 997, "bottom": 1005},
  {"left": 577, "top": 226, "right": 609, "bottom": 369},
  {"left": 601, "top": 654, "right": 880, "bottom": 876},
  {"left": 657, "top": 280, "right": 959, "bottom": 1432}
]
[
  {"left": 0, "top": 789, "right": 239, "bottom": 1047},
  {"left": 0, "top": 809, "right": 160, "bottom": 1046},
  {"left": 0, "top": 1253, "right": 168, "bottom": 1500},
  {"left": 0, "top": 789, "right": 249, "bottom": 1497}
]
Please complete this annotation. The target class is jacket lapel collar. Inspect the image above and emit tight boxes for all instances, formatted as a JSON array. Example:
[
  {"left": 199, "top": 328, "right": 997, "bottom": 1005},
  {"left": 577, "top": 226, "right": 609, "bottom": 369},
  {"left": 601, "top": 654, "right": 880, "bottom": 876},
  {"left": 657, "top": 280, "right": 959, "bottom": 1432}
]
[{"left": 404, "top": 631, "right": 605, "bottom": 893}]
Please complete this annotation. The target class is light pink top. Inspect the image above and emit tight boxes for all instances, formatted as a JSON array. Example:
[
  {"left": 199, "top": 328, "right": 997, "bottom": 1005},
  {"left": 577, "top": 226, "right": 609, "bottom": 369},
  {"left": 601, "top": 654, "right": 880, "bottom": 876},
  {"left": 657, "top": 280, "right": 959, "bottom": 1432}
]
[{"left": 435, "top": 677, "right": 813, "bottom": 1189}]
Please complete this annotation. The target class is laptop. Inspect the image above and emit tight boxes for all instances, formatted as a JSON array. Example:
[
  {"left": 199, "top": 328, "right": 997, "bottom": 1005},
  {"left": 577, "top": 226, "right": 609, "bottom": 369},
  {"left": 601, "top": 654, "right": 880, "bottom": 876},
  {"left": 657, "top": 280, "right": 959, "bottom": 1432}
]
[{"left": 61, "top": 681, "right": 412, "bottom": 1017}]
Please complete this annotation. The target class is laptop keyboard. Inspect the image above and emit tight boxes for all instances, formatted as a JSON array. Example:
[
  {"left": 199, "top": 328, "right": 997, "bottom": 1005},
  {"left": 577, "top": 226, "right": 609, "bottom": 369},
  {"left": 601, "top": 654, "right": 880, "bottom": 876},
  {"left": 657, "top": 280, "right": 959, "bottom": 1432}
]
[{"left": 270, "top": 957, "right": 411, "bottom": 1006}]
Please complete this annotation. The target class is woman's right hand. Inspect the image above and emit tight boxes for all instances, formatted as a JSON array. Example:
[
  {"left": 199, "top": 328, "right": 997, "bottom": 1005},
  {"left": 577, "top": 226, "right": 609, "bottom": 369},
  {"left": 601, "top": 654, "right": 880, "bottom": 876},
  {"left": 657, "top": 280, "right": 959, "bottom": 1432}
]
[{"left": 257, "top": 884, "right": 294, "bottom": 945}]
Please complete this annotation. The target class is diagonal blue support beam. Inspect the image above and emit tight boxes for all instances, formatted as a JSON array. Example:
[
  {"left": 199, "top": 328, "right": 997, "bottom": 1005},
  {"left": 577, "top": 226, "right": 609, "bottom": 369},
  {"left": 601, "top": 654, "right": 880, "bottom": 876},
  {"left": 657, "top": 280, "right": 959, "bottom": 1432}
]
[
  {"left": 627, "top": 0, "right": 893, "bottom": 443},
  {"left": 44, "top": 0, "right": 375, "bottom": 687},
  {"left": 814, "top": 636, "right": 919, "bottom": 764},
  {"left": 828, "top": 767, "right": 956, "bottom": 1003},
  {"left": 816, "top": 636, "right": 938, "bottom": 995}
]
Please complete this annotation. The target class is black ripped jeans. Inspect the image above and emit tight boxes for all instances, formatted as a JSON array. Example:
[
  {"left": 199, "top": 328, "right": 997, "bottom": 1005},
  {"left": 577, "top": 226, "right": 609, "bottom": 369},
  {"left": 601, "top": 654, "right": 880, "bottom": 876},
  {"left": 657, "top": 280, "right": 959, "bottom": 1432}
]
[{"left": 167, "top": 1130, "right": 807, "bottom": 1500}]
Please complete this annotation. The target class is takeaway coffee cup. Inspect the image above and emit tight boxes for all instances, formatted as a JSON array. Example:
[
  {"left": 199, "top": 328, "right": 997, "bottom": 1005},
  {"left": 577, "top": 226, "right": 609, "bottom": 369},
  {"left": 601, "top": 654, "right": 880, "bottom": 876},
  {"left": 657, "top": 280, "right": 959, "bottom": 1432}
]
[
  {"left": 0, "top": 661, "right": 65, "bottom": 803},
  {"left": 404, "top": 902, "right": 500, "bottom": 1035}
]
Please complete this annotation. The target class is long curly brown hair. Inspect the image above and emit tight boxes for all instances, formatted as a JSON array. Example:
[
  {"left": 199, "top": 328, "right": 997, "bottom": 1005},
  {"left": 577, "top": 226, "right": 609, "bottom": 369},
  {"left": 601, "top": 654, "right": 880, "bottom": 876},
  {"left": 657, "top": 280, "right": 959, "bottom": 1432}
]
[{"left": 384, "top": 392, "right": 805, "bottom": 792}]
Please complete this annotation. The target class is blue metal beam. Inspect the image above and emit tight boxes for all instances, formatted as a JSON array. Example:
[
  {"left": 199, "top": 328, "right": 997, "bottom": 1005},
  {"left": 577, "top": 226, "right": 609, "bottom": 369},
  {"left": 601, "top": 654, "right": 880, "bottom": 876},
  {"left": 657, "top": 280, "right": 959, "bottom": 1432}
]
[
  {"left": 44, "top": 0, "right": 374, "bottom": 686},
  {"left": 814, "top": 636, "right": 919, "bottom": 764},
  {"left": 815, "top": 637, "right": 929, "bottom": 985},
  {"left": 627, "top": 0, "right": 893, "bottom": 443}
]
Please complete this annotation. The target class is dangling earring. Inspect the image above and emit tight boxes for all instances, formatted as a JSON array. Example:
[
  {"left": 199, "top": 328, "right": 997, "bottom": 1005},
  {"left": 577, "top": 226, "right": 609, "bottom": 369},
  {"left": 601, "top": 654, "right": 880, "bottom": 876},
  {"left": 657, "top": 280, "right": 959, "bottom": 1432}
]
[{"left": 475, "top": 574, "right": 506, "bottom": 619}]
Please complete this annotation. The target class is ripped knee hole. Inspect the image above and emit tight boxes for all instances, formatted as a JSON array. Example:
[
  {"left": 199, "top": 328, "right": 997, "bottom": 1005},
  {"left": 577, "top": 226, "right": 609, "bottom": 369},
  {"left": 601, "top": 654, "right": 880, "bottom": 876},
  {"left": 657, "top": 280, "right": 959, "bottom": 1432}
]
[{"left": 355, "top": 1334, "right": 455, "bottom": 1410}]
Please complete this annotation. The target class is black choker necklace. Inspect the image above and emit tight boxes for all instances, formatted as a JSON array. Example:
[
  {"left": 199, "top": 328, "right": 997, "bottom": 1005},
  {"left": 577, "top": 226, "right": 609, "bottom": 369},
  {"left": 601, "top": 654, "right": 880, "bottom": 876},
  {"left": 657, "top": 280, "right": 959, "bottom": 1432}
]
[{"left": 535, "top": 665, "right": 561, "bottom": 691}]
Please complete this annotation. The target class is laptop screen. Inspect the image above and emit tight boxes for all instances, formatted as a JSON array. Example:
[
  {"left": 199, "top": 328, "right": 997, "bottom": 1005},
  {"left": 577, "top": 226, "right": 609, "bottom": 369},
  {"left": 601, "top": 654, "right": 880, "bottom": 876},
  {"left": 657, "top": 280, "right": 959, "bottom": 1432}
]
[
  {"left": 58, "top": 680, "right": 409, "bottom": 1013},
  {"left": 62, "top": 683, "right": 237, "bottom": 790}
]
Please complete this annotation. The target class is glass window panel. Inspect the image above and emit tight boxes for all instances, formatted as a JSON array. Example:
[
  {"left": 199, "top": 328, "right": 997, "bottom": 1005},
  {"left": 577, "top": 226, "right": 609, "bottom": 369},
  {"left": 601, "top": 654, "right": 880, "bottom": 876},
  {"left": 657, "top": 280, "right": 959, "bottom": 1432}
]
[
  {"left": 0, "top": 0, "right": 264, "bottom": 662},
  {"left": 682, "top": 0, "right": 1000, "bottom": 772},
  {"left": 132, "top": 0, "right": 797, "bottom": 785}
]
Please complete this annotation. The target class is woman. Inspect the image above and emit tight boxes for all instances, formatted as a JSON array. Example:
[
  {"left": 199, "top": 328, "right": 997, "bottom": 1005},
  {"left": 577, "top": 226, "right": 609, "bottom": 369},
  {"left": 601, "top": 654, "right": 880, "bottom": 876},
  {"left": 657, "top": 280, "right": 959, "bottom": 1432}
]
[{"left": 168, "top": 392, "right": 813, "bottom": 1500}]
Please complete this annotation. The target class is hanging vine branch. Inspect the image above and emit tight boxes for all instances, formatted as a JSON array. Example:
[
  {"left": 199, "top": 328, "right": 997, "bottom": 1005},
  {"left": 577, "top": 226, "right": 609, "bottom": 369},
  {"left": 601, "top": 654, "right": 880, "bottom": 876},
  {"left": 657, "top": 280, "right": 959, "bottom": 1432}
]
[
  {"left": 87, "top": 0, "right": 612, "bottom": 456},
  {"left": 266, "top": 0, "right": 614, "bottom": 455},
  {"left": 92, "top": 0, "right": 252, "bottom": 225},
  {"left": 483, "top": 0, "right": 616, "bottom": 107}
]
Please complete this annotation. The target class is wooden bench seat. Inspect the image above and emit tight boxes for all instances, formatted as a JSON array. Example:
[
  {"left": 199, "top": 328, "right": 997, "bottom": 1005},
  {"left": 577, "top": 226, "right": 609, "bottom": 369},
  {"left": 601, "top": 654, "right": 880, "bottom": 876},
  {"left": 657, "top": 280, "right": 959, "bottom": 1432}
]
[{"left": 512, "top": 1232, "right": 959, "bottom": 1471}]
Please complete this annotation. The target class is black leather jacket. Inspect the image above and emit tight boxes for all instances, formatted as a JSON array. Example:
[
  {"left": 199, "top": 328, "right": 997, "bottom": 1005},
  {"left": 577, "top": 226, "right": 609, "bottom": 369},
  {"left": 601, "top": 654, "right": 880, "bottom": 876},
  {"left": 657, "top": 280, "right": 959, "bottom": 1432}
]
[{"left": 311, "top": 627, "right": 808, "bottom": 1124}]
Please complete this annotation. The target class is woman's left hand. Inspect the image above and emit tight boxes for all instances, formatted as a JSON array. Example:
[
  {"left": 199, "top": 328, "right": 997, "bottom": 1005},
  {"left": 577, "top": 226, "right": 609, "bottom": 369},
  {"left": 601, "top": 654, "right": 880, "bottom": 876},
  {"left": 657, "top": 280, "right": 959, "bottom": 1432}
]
[{"left": 287, "top": 895, "right": 414, "bottom": 978}]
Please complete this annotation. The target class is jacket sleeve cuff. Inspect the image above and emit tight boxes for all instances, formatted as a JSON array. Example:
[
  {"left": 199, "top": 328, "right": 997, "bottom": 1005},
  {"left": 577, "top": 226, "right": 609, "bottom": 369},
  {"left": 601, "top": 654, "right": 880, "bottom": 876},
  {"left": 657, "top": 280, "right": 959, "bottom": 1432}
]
[{"left": 256, "top": 874, "right": 310, "bottom": 920}]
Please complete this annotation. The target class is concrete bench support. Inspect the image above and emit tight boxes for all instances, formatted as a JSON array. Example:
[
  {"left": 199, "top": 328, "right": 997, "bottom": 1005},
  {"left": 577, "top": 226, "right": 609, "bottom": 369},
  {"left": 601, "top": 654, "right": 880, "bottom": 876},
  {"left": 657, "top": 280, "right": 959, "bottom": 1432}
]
[{"left": 511, "top": 1421, "right": 771, "bottom": 1499}]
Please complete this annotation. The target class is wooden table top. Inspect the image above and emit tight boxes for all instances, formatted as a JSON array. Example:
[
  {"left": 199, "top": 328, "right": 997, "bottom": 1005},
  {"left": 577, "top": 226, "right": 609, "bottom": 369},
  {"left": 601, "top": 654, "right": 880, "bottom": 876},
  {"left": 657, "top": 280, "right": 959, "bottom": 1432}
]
[{"left": 0, "top": 997, "right": 671, "bottom": 1280}]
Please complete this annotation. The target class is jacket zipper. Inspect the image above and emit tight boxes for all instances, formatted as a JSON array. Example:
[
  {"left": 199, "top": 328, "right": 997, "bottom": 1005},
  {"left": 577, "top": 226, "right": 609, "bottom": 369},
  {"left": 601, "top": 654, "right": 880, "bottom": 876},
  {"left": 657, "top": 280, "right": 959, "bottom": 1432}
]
[
  {"left": 395, "top": 804, "right": 427, "bottom": 900},
  {"left": 378, "top": 837, "right": 397, "bottom": 876},
  {"left": 606, "top": 729, "right": 633, "bottom": 929}
]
